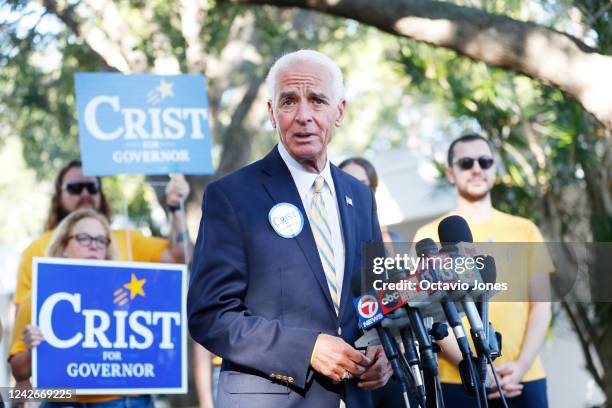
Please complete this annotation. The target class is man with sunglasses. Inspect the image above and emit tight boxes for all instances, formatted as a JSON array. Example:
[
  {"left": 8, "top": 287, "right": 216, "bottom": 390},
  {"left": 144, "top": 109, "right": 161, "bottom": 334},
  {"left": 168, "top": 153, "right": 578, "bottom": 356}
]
[
  {"left": 413, "top": 134, "right": 553, "bottom": 407},
  {"left": 13, "top": 159, "right": 192, "bottom": 314}
]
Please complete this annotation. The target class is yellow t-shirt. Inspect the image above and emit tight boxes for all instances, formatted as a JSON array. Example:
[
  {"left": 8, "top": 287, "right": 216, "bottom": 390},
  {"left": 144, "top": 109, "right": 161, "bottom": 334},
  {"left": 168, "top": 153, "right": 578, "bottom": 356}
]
[
  {"left": 14, "top": 229, "right": 169, "bottom": 305},
  {"left": 8, "top": 295, "right": 119, "bottom": 403},
  {"left": 413, "top": 209, "right": 554, "bottom": 384}
]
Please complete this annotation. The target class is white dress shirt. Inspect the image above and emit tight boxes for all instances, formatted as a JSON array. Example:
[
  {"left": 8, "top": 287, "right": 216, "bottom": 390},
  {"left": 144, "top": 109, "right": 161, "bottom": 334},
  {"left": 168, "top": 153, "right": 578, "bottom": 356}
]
[{"left": 278, "top": 143, "right": 346, "bottom": 299}]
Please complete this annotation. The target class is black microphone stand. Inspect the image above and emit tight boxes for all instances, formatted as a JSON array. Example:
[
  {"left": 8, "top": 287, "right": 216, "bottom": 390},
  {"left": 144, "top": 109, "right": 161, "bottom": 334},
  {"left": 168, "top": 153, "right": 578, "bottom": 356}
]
[
  {"left": 399, "top": 323, "right": 427, "bottom": 407},
  {"left": 377, "top": 326, "right": 414, "bottom": 408},
  {"left": 476, "top": 288, "right": 508, "bottom": 408}
]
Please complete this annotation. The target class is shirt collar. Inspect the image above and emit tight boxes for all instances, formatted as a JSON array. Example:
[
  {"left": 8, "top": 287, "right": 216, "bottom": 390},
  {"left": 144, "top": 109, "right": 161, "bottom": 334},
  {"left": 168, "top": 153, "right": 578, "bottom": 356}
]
[{"left": 277, "top": 143, "right": 336, "bottom": 198}]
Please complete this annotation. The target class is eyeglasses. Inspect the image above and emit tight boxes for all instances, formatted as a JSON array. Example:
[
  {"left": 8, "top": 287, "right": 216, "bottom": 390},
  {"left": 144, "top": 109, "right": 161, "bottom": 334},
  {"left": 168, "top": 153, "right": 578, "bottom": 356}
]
[
  {"left": 453, "top": 156, "right": 494, "bottom": 171},
  {"left": 69, "top": 233, "right": 111, "bottom": 249},
  {"left": 63, "top": 182, "right": 100, "bottom": 195}
]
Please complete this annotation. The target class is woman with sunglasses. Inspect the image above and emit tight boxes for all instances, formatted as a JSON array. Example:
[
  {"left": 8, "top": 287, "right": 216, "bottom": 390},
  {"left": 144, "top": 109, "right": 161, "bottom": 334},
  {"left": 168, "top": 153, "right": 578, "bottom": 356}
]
[{"left": 8, "top": 209, "right": 155, "bottom": 408}]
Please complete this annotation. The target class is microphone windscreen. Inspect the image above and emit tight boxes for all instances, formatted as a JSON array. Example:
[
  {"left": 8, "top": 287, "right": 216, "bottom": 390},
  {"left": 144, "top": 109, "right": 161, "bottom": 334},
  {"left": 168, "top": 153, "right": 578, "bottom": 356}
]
[
  {"left": 415, "top": 238, "right": 438, "bottom": 257},
  {"left": 438, "top": 215, "right": 473, "bottom": 244},
  {"left": 479, "top": 255, "right": 497, "bottom": 284}
]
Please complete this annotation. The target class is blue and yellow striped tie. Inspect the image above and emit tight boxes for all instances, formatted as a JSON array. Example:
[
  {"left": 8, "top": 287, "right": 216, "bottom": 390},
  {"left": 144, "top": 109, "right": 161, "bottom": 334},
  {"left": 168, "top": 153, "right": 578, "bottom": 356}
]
[{"left": 309, "top": 176, "right": 340, "bottom": 315}]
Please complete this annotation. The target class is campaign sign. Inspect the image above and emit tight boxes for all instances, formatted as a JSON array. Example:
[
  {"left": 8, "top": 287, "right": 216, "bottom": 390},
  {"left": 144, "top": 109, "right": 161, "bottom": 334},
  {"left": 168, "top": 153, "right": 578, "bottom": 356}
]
[
  {"left": 75, "top": 73, "right": 214, "bottom": 176},
  {"left": 353, "top": 292, "right": 383, "bottom": 330},
  {"left": 32, "top": 257, "right": 187, "bottom": 394}
]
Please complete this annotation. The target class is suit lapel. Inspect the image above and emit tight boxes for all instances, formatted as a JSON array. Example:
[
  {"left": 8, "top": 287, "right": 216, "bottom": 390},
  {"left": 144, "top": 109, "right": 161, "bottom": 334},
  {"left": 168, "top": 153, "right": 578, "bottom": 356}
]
[
  {"left": 261, "top": 147, "right": 337, "bottom": 315},
  {"left": 331, "top": 165, "right": 357, "bottom": 321}
]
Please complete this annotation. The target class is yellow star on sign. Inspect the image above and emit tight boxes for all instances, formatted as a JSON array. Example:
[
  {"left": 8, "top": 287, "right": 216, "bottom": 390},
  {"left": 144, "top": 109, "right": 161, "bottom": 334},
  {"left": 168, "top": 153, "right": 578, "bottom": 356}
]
[
  {"left": 156, "top": 79, "right": 174, "bottom": 100},
  {"left": 124, "top": 273, "right": 146, "bottom": 300}
]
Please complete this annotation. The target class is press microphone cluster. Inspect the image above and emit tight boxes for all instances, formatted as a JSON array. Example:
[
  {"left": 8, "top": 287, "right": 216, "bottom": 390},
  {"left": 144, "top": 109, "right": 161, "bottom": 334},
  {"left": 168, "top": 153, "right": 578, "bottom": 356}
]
[{"left": 353, "top": 215, "right": 507, "bottom": 408}]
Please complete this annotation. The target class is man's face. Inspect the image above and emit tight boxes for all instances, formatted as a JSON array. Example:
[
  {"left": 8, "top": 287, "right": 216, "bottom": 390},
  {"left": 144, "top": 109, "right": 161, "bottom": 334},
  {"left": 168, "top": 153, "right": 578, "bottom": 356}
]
[
  {"left": 446, "top": 140, "right": 496, "bottom": 201},
  {"left": 267, "top": 61, "right": 345, "bottom": 171},
  {"left": 60, "top": 167, "right": 102, "bottom": 214}
]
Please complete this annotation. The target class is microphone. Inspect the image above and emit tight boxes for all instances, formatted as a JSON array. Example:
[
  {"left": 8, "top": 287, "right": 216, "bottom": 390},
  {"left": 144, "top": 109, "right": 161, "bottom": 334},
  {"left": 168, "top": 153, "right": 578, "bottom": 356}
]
[
  {"left": 378, "top": 267, "right": 439, "bottom": 379},
  {"left": 438, "top": 215, "right": 473, "bottom": 244},
  {"left": 395, "top": 307, "right": 427, "bottom": 407},
  {"left": 414, "top": 238, "right": 480, "bottom": 396},
  {"left": 373, "top": 264, "right": 439, "bottom": 408},
  {"left": 353, "top": 291, "right": 415, "bottom": 408},
  {"left": 438, "top": 216, "right": 491, "bottom": 358},
  {"left": 352, "top": 265, "right": 416, "bottom": 408},
  {"left": 438, "top": 216, "right": 513, "bottom": 408},
  {"left": 415, "top": 238, "right": 437, "bottom": 258},
  {"left": 476, "top": 255, "right": 502, "bottom": 359}
]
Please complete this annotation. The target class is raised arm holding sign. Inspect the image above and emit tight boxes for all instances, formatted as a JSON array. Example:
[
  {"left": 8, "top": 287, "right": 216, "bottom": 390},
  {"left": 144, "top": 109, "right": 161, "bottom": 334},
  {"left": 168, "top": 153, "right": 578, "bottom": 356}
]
[{"left": 13, "top": 160, "right": 193, "bottom": 312}]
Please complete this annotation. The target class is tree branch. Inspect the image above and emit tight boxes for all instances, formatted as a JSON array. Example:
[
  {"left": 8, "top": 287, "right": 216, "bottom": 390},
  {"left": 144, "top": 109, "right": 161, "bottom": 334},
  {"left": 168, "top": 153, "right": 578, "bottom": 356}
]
[
  {"left": 81, "top": 0, "right": 148, "bottom": 72},
  {"left": 216, "top": 73, "right": 266, "bottom": 176},
  {"left": 180, "top": 0, "right": 208, "bottom": 74},
  {"left": 562, "top": 301, "right": 605, "bottom": 390},
  {"left": 38, "top": 0, "right": 118, "bottom": 71},
  {"left": 223, "top": 0, "right": 612, "bottom": 129}
]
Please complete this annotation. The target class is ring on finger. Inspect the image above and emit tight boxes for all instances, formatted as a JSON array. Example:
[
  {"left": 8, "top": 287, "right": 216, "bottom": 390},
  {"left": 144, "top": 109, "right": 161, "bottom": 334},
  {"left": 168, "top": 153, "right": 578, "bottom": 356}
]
[{"left": 342, "top": 371, "right": 352, "bottom": 381}]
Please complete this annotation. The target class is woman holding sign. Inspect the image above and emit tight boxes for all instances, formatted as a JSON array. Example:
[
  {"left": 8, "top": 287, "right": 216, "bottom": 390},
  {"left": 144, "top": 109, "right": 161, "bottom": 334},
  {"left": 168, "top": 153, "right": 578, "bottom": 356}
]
[{"left": 8, "top": 208, "right": 155, "bottom": 408}]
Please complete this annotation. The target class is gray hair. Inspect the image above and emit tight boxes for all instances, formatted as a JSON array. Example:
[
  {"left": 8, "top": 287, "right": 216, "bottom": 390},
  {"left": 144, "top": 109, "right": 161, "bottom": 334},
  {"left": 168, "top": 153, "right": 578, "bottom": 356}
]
[{"left": 266, "top": 49, "right": 345, "bottom": 105}]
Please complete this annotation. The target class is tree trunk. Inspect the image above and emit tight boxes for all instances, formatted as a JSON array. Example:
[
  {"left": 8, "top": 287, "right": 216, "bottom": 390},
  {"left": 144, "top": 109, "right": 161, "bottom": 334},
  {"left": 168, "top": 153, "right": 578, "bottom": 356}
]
[
  {"left": 579, "top": 133, "right": 612, "bottom": 406},
  {"left": 224, "top": 0, "right": 612, "bottom": 130}
]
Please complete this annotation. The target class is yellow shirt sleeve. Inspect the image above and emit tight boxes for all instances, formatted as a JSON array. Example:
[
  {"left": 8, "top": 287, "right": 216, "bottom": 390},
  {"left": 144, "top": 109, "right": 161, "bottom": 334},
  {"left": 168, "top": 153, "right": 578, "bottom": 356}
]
[
  {"left": 14, "top": 233, "right": 53, "bottom": 306},
  {"left": 111, "top": 230, "right": 169, "bottom": 263}
]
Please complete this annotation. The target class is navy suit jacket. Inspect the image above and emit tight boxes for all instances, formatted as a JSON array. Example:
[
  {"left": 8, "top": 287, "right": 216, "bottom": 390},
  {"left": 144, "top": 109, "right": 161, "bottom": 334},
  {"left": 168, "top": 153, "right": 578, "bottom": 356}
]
[{"left": 188, "top": 146, "right": 383, "bottom": 407}]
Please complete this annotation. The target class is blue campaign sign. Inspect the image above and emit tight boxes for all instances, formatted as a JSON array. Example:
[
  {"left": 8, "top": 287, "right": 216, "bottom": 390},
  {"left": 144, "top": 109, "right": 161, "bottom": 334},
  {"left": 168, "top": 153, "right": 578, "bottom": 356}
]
[
  {"left": 32, "top": 258, "right": 187, "bottom": 394},
  {"left": 75, "top": 73, "right": 214, "bottom": 176}
]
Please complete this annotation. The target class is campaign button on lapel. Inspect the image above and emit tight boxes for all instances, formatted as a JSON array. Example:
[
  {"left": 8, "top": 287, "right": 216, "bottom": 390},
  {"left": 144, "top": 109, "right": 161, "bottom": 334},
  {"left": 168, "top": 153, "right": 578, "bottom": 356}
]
[{"left": 269, "top": 203, "right": 303, "bottom": 239}]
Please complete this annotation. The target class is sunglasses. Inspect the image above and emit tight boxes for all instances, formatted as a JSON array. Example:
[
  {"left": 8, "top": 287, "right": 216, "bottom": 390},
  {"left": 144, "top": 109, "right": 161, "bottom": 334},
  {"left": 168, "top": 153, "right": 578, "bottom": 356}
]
[
  {"left": 454, "top": 156, "right": 494, "bottom": 171},
  {"left": 69, "top": 233, "right": 111, "bottom": 249},
  {"left": 63, "top": 182, "right": 100, "bottom": 195}
]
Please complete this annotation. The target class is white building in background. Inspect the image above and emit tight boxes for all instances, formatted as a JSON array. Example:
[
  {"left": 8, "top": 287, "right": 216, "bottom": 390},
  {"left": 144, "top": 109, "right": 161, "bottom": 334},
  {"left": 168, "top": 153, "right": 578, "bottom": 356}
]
[{"left": 369, "top": 147, "right": 455, "bottom": 239}]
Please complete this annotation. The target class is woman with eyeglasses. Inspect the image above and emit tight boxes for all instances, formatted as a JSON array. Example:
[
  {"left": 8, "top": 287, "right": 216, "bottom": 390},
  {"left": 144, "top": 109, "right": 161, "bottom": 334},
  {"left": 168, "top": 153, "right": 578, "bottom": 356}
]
[{"left": 8, "top": 209, "right": 155, "bottom": 408}]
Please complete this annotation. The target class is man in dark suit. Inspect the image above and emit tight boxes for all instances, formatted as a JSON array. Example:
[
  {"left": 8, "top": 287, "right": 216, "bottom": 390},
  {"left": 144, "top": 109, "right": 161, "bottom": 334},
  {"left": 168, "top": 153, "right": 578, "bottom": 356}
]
[{"left": 188, "top": 49, "right": 392, "bottom": 407}]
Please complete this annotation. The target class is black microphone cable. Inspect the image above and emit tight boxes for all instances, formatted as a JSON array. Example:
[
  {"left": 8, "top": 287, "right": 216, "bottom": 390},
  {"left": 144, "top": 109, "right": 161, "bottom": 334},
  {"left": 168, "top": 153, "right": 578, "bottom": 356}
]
[
  {"left": 377, "top": 325, "right": 414, "bottom": 408},
  {"left": 397, "top": 315, "right": 426, "bottom": 407},
  {"left": 416, "top": 238, "right": 483, "bottom": 408},
  {"left": 487, "top": 355, "right": 509, "bottom": 408}
]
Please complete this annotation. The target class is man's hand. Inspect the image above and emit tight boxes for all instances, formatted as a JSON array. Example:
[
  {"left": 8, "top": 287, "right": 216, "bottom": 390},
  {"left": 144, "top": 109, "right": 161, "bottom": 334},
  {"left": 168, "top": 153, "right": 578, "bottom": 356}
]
[
  {"left": 487, "top": 360, "right": 527, "bottom": 399},
  {"left": 23, "top": 325, "right": 44, "bottom": 349},
  {"left": 165, "top": 174, "right": 190, "bottom": 208},
  {"left": 357, "top": 345, "right": 392, "bottom": 390},
  {"left": 310, "top": 334, "right": 370, "bottom": 383}
]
